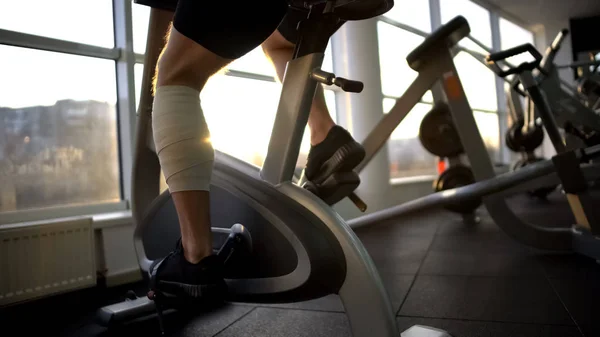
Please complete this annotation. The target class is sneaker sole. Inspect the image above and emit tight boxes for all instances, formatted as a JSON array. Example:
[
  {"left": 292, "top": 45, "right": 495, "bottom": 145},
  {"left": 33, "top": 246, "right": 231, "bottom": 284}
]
[{"left": 311, "top": 141, "right": 366, "bottom": 185}]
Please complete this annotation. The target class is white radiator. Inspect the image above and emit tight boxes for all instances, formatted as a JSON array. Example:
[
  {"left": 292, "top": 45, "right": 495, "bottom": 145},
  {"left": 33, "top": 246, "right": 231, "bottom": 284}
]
[{"left": 0, "top": 216, "right": 96, "bottom": 306}]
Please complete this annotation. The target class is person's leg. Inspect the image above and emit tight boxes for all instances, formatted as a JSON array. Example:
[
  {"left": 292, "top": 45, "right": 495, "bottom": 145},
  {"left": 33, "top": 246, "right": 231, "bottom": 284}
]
[
  {"left": 153, "top": 30, "right": 233, "bottom": 266},
  {"left": 262, "top": 9, "right": 365, "bottom": 186},
  {"left": 140, "top": 0, "right": 288, "bottom": 301}
]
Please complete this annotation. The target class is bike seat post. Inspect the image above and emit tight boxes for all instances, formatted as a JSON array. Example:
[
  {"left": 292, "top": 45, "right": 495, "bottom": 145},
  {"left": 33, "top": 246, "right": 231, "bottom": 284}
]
[{"left": 260, "top": 3, "right": 346, "bottom": 185}]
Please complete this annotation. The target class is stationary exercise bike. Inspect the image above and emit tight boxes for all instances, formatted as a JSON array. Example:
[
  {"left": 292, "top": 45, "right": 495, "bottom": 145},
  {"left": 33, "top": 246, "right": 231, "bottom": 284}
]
[
  {"left": 97, "top": 1, "right": 450, "bottom": 337},
  {"left": 514, "top": 30, "right": 600, "bottom": 149},
  {"left": 343, "top": 16, "right": 600, "bottom": 265},
  {"left": 498, "top": 30, "right": 600, "bottom": 197}
]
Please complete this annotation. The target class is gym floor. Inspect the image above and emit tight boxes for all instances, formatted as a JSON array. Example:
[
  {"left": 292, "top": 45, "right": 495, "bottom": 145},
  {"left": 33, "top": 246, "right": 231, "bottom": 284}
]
[{"left": 2, "top": 192, "right": 599, "bottom": 337}]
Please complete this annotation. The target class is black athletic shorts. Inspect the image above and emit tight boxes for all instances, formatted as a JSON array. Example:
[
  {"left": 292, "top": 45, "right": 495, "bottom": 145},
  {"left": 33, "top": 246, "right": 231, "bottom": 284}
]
[{"left": 134, "top": 0, "right": 344, "bottom": 59}]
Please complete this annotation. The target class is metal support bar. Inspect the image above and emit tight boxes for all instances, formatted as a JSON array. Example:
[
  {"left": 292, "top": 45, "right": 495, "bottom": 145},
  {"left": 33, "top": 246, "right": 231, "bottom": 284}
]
[
  {"left": 490, "top": 11, "right": 509, "bottom": 164},
  {"left": 355, "top": 64, "right": 440, "bottom": 173},
  {"left": 378, "top": 16, "right": 430, "bottom": 39},
  {"left": 224, "top": 69, "right": 277, "bottom": 83},
  {"left": 349, "top": 145, "right": 600, "bottom": 229},
  {"left": 552, "top": 150, "right": 600, "bottom": 234},
  {"left": 438, "top": 48, "right": 573, "bottom": 251},
  {"left": 0, "top": 28, "right": 119, "bottom": 60},
  {"left": 519, "top": 71, "right": 567, "bottom": 153},
  {"left": 131, "top": 9, "right": 173, "bottom": 268},
  {"left": 260, "top": 54, "right": 323, "bottom": 185},
  {"left": 506, "top": 83, "right": 524, "bottom": 122},
  {"left": 348, "top": 157, "right": 556, "bottom": 228}
]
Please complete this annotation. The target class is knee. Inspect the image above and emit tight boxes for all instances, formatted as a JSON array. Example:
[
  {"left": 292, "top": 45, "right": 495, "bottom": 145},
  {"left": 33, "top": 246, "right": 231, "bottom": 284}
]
[
  {"left": 154, "top": 33, "right": 221, "bottom": 90},
  {"left": 152, "top": 86, "right": 214, "bottom": 192},
  {"left": 154, "top": 46, "right": 199, "bottom": 89},
  {"left": 261, "top": 30, "right": 295, "bottom": 56}
]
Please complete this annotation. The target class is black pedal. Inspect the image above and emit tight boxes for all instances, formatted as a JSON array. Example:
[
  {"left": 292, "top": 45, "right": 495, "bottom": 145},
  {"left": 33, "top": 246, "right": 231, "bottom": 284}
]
[{"left": 304, "top": 171, "right": 360, "bottom": 205}]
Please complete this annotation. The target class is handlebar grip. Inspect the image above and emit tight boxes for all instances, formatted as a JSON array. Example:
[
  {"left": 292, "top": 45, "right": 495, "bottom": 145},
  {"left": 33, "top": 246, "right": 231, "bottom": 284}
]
[
  {"left": 486, "top": 43, "right": 543, "bottom": 78},
  {"left": 486, "top": 43, "right": 543, "bottom": 63},
  {"left": 551, "top": 29, "right": 569, "bottom": 51},
  {"left": 334, "top": 77, "right": 364, "bottom": 93}
]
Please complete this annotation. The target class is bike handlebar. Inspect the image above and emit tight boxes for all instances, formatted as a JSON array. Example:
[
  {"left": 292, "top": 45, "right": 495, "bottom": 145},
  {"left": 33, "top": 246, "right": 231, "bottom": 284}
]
[
  {"left": 485, "top": 43, "right": 543, "bottom": 78},
  {"left": 551, "top": 29, "right": 569, "bottom": 51},
  {"left": 541, "top": 29, "right": 569, "bottom": 72}
]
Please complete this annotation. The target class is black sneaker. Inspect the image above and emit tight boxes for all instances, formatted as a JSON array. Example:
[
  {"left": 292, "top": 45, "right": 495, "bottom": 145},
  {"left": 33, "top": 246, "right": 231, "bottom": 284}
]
[
  {"left": 147, "top": 239, "right": 227, "bottom": 306},
  {"left": 305, "top": 126, "right": 366, "bottom": 185}
]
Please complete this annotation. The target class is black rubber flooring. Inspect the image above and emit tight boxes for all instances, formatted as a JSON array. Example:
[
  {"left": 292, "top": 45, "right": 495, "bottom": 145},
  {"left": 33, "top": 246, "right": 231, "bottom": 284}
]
[{"left": 2, "top": 192, "right": 599, "bottom": 337}]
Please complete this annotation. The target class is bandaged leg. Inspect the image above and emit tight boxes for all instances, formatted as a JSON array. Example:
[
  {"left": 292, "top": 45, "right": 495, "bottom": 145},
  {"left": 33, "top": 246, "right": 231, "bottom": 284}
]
[{"left": 152, "top": 85, "right": 214, "bottom": 193}]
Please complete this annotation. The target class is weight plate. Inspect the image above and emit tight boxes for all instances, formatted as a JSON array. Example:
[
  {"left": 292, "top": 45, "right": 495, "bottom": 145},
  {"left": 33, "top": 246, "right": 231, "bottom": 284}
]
[
  {"left": 524, "top": 125, "right": 544, "bottom": 151},
  {"left": 419, "top": 103, "right": 464, "bottom": 157},
  {"left": 505, "top": 122, "right": 523, "bottom": 153},
  {"left": 506, "top": 120, "right": 544, "bottom": 153},
  {"left": 433, "top": 164, "right": 482, "bottom": 214}
]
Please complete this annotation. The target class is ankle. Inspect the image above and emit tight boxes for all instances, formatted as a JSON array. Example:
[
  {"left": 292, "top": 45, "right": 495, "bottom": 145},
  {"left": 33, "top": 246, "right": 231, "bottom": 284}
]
[
  {"left": 182, "top": 242, "right": 212, "bottom": 264},
  {"left": 309, "top": 122, "right": 335, "bottom": 145}
]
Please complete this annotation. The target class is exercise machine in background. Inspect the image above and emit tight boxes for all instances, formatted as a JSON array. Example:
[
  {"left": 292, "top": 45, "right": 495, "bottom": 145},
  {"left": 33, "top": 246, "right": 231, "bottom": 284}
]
[
  {"left": 493, "top": 30, "right": 600, "bottom": 191},
  {"left": 345, "top": 16, "right": 600, "bottom": 265}
]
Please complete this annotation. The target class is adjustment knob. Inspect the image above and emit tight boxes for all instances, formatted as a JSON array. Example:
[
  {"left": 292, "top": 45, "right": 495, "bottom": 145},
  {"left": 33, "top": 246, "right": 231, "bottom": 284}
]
[
  {"left": 310, "top": 69, "right": 364, "bottom": 93},
  {"left": 334, "top": 77, "right": 364, "bottom": 93}
]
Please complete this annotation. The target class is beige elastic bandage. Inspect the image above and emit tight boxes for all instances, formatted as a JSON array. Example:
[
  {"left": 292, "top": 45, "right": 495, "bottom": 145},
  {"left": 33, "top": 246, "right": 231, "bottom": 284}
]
[{"left": 152, "top": 85, "right": 214, "bottom": 192}]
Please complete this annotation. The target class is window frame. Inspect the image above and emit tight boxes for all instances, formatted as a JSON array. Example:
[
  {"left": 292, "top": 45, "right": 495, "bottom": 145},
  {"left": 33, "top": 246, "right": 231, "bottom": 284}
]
[
  {"left": 0, "top": 201, "right": 129, "bottom": 226},
  {"left": 0, "top": 0, "right": 132, "bottom": 224},
  {"left": 376, "top": 15, "right": 439, "bottom": 183},
  {"left": 0, "top": 0, "right": 338, "bottom": 224}
]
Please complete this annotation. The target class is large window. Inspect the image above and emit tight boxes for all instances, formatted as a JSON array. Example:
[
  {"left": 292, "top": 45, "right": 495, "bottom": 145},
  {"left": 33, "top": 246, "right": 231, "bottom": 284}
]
[
  {"left": 0, "top": 1, "right": 127, "bottom": 220},
  {"left": 453, "top": 52, "right": 498, "bottom": 112},
  {"left": 0, "top": 0, "right": 532, "bottom": 219},
  {"left": 132, "top": 1, "right": 151, "bottom": 54},
  {"left": 377, "top": 21, "right": 436, "bottom": 179},
  {"left": 499, "top": 18, "right": 536, "bottom": 69},
  {"left": 440, "top": 0, "right": 492, "bottom": 53},
  {"left": 0, "top": 46, "right": 120, "bottom": 213},
  {"left": 383, "top": 99, "right": 437, "bottom": 179},
  {"left": 383, "top": 0, "right": 432, "bottom": 33},
  {"left": 201, "top": 75, "right": 336, "bottom": 169},
  {"left": 0, "top": 0, "right": 115, "bottom": 48},
  {"left": 498, "top": 17, "right": 536, "bottom": 133},
  {"left": 441, "top": 0, "right": 500, "bottom": 162},
  {"left": 379, "top": 0, "right": 504, "bottom": 178}
]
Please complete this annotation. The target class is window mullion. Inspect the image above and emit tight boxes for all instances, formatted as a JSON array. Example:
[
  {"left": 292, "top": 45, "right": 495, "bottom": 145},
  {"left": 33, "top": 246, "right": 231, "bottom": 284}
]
[{"left": 113, "top": 0, "right": 136, "bottom": 203}]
